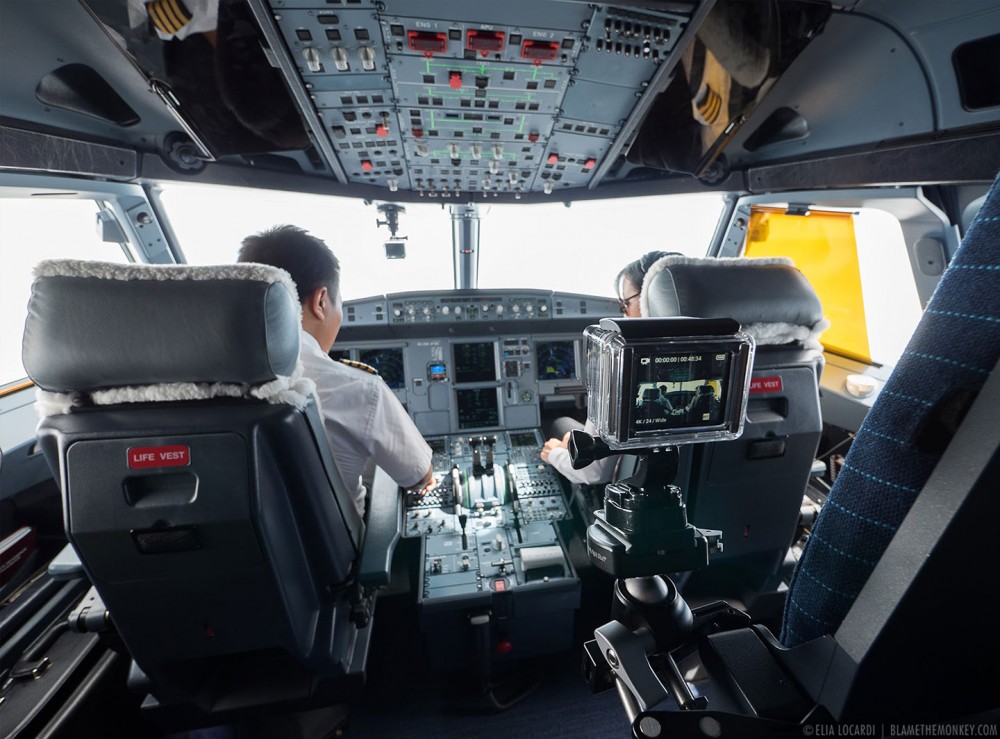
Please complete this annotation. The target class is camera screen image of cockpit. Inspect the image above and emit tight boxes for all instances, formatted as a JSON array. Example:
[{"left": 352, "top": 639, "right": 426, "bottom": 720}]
[{"left": 631, "top": 352, "right": 729, "bottom": 432}]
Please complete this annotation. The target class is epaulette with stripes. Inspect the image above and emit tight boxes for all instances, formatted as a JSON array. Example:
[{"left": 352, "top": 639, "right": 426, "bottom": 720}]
[
  {"left": 145, "top": 0, "right": 193, "bottom": 36},
  {"left": 339, "top": 358, "right": 380, "bottom": 376}
]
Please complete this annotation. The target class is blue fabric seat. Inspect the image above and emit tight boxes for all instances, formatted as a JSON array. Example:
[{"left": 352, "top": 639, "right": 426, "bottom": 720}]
[{"left": 781, "top": 171, "right": 1000, "bottom": 646}]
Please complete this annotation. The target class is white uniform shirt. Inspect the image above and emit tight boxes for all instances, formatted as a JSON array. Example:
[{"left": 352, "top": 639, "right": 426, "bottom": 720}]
[
  {"left": 545, "top": 419, "right": 619, "bottom": 486},
  {"left": 299, "top": 330, "right": 432, "bottom": 517}
]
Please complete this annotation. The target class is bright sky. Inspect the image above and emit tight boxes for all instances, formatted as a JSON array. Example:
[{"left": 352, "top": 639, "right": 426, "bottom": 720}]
[
  {"left": 1, "top": 185, "right": 923, "bottom": 385},
  {"left": 157, "top": 183, "right": 725, "bottom": 299}
]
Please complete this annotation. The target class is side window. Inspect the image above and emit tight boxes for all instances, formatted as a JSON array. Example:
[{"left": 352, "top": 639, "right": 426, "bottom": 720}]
[
  {"left": 743, "top": 206, "right": 922, "bottom": 367},
  {"left": 0, "top": 198, "right": 132, "bottom": 388}
]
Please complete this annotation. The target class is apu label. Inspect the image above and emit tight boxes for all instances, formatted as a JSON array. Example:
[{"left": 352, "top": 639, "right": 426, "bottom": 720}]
[
  {"left": 127, "top": 445, "right": 190, "bottom": 469},
  {"left": 749, "top": 376, "right": 783, "bottom": 394}
]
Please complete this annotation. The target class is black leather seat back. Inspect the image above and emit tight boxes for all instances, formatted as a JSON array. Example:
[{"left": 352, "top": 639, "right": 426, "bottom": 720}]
[
  {"left": 643, "top": 256, "right": 824, "bottom": 588},
  {"left": 23, "top": 260, "right": 365, "bottom": 709}
]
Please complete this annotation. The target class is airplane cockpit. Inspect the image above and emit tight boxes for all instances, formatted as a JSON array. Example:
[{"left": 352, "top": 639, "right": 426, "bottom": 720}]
[{"left": 1, "top": 0, "right": 999, "bottom": 736}]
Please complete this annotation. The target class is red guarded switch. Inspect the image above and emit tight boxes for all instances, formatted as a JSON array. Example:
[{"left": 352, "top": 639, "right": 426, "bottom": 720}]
[
  {"left": 547, "top": 153, "right": 559, "bottom": 165},
  {"left": 376, "top": 124, "right": 388, "bottom": 138},
  {"left": 521, "top": 40, "right": 559, "bottom": 63},
  {"left": 467, "top": 30, "right": 505, "bottom": 57},
  {"left": 408, "top": 30, "right": 447, "bottom": 56},
  {"left": 583, "top": 158, "right": 596, "bottom": 170},
  {"left": 449, "top": 71, "right": 462, "bottom": 89},
  {"left": 361, "top": 160, "right": 373, "bottom": 172}
]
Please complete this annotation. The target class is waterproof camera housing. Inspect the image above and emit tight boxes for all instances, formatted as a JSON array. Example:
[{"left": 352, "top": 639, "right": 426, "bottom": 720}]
[{"left": 585, "top": 317, "right": 754, "bottom": 450}]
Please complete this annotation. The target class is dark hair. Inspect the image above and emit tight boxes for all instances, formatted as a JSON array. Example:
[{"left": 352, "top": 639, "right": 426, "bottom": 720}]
[
  {"left": 238, "top": 225, "right": 340, "bottom": 303},
  {"left": 614, "top": 250, "right": 682, "bottom": 298}
]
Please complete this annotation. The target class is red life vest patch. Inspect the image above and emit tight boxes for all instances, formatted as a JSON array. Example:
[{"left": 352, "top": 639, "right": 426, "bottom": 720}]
[{"left": 127, "top": 445, "right": 190, "bottom": 469}]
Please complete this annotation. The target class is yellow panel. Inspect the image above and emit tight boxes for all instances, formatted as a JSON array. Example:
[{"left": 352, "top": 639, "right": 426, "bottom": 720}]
[{"left": 744, "top": 208, "right": 871, "bottom": 363}]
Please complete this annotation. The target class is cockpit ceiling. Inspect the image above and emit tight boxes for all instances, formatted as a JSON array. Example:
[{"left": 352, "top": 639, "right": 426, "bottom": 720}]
[
  {"left": 62, "top": 0, "right": 831, "bottom": 196},
  {"left": 4, "top": 0, "right": 1000, "bottom": 198}
]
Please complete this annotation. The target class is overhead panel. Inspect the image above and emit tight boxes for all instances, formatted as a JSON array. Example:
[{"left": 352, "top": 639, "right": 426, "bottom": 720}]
[{"left": 266, "top": 0, "right": 697, "bottom": 196}]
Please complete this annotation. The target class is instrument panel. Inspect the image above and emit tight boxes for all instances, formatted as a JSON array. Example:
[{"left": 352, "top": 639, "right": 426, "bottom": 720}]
[
  {"left": 333, "top": 289, "right": 610, "bottom": 667},
  {"left": 334, "top": 289, "right": 617, "bottom": 436}
]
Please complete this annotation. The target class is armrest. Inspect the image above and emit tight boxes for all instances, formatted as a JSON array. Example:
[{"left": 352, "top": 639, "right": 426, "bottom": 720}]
[
  {"left": 357, "top": 466, "right": 403, "bottom": 587},
  {"left": 48, "top": 542, "right": 85, "bottom": 581}
]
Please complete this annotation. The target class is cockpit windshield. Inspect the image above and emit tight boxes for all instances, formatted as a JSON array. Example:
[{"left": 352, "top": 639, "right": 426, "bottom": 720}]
[{"left": 158, "top": 183, "right": 725, "bottom": 297}]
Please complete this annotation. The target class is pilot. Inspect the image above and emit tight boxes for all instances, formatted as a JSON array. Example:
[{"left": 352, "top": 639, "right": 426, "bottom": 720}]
[
  {"left": 541, "top": 251, "right": 678, "bottom": 483},
  {"left": 238, "top": 225, "right": 433, "bottom": 518},
  {"left": 615, "top": 250, "right": 678, "bottom": 317},
  {"left": 686, "top": 383, "right": 720, "bottom": 423},
  {"left": 657, "top": 385, "right": 674, "bottom": 413}
]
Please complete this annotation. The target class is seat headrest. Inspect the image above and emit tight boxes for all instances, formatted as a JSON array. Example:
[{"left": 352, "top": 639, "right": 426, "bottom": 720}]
[
  {"left": 23, "top": 260, "right": 304, "bottom": 398},
  {"left": 641, "top": 255, "right": 827, "bottom": 347}
]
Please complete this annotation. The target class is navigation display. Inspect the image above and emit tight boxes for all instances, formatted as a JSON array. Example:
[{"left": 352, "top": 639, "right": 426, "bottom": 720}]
[
  {"left": 536, "top": 340, "right": 576, "bottom": 381},
  {"left": 454, "top": 342, "right": 497, "bottom": 383},
  {"left": 359, "top": 347, "right": 405, "bottom": 390},
  {"left": 456, "top": 388, "right": 500, "bottom": 429}
]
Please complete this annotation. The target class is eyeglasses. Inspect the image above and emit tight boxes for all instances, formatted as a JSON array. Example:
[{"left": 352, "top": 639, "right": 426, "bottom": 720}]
[{"left": 617, "top": 292, "right": 640, "bottom": 314}]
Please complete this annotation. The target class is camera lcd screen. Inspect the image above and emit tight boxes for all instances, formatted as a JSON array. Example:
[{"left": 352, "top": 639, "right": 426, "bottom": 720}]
[
  {"left": 630, "top": 350, "right": 731, "bottom": 434},
  {"left": 457, "top": 388, "right": 500, "bottom": 429},
  {"left": 454, "top": 342, "right": 497, "bottom": 383}
]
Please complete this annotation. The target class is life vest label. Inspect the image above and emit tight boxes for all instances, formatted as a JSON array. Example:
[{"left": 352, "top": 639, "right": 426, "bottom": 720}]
[
  {"left": 749, "top": 376, "right": 783, "bottom": 394},
  {"left": 127, "top": 445, "right": 190, "bottom": 469}
]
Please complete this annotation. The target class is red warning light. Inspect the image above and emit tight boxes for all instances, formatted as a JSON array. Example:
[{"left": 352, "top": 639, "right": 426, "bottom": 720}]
[
  {"left": 521, "top": 40, "right": 559, "bottom": 64},
  {"left": 467, "top": 30, "right": 505, "bottom": 57},
  {"left": 407, "top": 30, "right": 447, "bottom": 56}
]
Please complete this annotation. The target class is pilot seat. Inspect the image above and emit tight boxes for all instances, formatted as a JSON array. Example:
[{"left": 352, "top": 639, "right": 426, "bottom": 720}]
[
  {"left": 22, "top": 260, "right": 401, "bottom": 731},
  {"left": 641, "top": 255, "right": 826, "bottom": 610}
]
